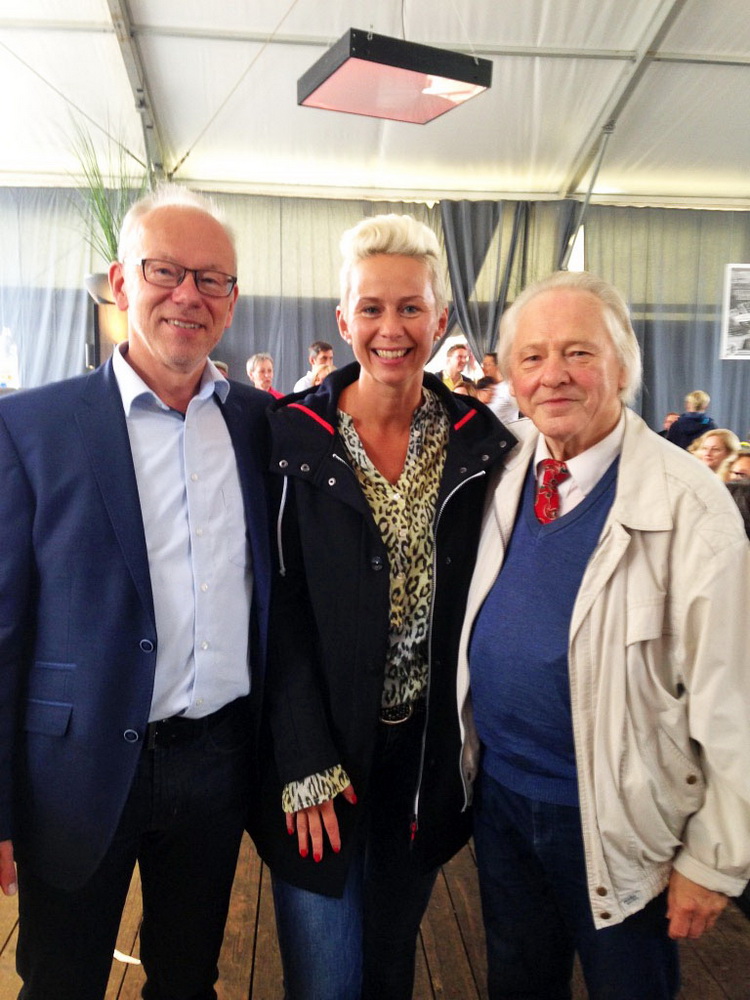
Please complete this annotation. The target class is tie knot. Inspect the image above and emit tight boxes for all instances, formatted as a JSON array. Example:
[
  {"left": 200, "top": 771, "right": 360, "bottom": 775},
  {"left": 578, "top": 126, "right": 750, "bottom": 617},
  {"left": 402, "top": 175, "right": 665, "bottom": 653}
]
[{"left": 539, "top": 459, "right": 570, "bottom": 488}]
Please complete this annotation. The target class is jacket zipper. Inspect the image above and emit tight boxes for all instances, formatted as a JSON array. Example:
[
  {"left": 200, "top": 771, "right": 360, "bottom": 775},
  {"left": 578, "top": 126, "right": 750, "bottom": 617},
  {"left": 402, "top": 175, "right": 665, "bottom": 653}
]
[
  {"left": 410, "top": 468, "right": 486, "bottom": 844},
  {"left": 275, "top": 476, "right": 289, "bottom": 577}
]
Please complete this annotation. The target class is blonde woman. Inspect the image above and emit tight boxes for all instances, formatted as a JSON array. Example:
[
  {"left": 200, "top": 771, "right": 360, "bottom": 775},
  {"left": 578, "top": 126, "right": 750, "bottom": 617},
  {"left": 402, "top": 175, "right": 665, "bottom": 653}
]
[
  {"left": 255, "top": 214, "right": 514, "bottom": 1000},
  {"left": 691, "top": 428, "right": 740, "bottom": 477}
]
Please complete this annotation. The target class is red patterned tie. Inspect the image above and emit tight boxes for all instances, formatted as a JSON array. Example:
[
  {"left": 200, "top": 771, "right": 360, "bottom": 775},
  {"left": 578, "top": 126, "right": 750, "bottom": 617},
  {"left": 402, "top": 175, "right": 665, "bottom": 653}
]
[{"left": 534, "top": 459, "right": 570, "bottom": 524}]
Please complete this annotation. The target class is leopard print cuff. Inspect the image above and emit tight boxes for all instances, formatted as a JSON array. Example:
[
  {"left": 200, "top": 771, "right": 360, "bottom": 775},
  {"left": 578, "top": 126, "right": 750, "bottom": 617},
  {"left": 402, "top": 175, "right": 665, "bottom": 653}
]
[{"left": 281, "top": 764, "right": 351, "bottom": 814}]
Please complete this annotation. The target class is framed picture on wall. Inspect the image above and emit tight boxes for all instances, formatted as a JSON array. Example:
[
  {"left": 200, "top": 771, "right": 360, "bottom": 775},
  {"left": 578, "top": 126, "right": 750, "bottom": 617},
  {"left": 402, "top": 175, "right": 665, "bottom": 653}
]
[{"left": 721, "top": 264, "right": 750, "bottom": 359}]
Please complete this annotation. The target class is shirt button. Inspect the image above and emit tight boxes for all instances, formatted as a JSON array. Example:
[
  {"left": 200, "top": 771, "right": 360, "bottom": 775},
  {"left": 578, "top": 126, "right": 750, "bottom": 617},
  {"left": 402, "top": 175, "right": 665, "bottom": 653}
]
[
  {"left": 596, "top": 886, "right": 608, "bottom": 896},
  {"left": 200, "top": 582, "right": 209, "bottom": 592},
  {"left": 191, "top": 473, "right": 199, "bottom": 482},
  {"left": 686, "top": 774, "right": 698, "bottom": 785},
  {"left": 300, "top": 463, "right": 310, "bottom": 473},
  {"left": 123, "top": 729, "right": 139, "bottom": 743},
  {"left": 200, "top": 641, "right": 209, "bottom": 650},
  {"left": 600, "top": 911, "right": 612, "bottom": 920},
  {"left": 196, "top": 527, "right": 204, "bottom": 537},
  {"left": 195, "top": 698, "right": 204, "bottom": 707},
  {"left": 139, "top": 639, "right": 155, "bottom": 653},
  {"left": 371, "top": 556, "right": 384, "bottom": 572},
  {"left": 328, "top": 477, "right": 336, "bottom": 486}
]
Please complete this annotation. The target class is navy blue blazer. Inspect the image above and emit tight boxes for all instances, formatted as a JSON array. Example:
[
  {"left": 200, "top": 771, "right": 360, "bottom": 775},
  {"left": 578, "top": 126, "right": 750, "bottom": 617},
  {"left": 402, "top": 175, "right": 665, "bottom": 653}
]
[{"left": 0, "top": 359, "right": 273, "bottom": 889}]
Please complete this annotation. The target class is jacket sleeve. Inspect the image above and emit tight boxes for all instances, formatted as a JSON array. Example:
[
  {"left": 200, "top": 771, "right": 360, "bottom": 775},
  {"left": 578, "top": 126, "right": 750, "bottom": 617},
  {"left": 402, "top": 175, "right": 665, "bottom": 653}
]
[
  {"left": 672, "top": 528, "right": 750, "bottom": 896},
  {"left": 266, "top": 480, "right": 342, "bottom": 785},
  {"left": 0, "top": 414, "right": 35, "bottom": 842}
]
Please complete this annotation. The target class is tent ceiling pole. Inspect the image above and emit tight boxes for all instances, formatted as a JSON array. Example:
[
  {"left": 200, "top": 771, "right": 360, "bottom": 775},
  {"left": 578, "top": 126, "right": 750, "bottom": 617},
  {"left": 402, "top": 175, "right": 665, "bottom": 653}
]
[
  {"left": 560, "top": 0, "right": 689, "bottom": 198},
  {"left": 105, "top": 0, "right": 167, "bottom": 182},
  {"left": 559, "top": 124, "right": 614, "bottom": 270}
]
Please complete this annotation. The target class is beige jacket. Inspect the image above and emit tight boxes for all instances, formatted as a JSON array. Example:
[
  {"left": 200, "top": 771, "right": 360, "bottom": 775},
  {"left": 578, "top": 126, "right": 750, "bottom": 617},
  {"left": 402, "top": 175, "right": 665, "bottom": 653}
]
[{"left": 457, "top": 408, "right": 750, "bottom": 928}]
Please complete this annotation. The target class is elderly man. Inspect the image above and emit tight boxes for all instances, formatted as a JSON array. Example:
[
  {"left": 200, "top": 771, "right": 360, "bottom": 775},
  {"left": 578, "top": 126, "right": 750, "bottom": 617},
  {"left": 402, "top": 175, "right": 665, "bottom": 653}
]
[
  {"left": 457, "top": 271, "right": 750, "bottom": 999},
  {"left": 0, "top": 184, "right": 273, "bottom": 999},
  {"left": 246, "top": 351, "right": 283, "bottom": 397}
]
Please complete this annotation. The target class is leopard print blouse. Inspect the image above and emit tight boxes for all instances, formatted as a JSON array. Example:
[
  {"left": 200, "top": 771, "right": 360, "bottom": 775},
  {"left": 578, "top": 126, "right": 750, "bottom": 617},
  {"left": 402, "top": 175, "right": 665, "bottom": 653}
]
[{"left": 281, "top": 388, "right": 450, "bottom": 814}]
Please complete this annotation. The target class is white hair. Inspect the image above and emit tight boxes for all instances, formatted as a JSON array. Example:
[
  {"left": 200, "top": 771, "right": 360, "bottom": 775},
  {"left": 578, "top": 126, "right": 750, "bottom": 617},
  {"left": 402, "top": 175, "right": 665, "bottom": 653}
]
[
  {"left": 497, "top": 271, "right": 642, "bottom": 404},
  {"left": 117, "top": 182, "right": 236, "bottom": 266}
]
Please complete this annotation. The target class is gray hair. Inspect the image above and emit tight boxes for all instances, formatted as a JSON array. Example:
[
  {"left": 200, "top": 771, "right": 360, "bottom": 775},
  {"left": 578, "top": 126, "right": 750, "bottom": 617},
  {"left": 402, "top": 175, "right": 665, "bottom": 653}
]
[
  {"left": 247, "top": 352, "right": 274, "bottom": 371},
  {"left": 117, "top": 182, "right": 236, "bottom": 266},
  {"left": 338, "top": 214, "right": 447, "bottom": 314},
  {"left": 497, "top": 271, "right": 642, "bottom": 405}
]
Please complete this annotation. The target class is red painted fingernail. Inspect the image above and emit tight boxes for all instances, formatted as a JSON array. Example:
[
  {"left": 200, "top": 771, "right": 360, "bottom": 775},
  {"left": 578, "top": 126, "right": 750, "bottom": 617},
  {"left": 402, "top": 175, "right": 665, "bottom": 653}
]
[
  {"left": 351, "top": 792, "right": 358, "bottom": 804},
  {"left": 333, "top": 844, "right": 341, "bottom": 854},
  {"left": 313, "top": 852, "right": 322, "bottom": 863},
  {"left": 299, "top": 847, "right": 308, "bottom": 858}
]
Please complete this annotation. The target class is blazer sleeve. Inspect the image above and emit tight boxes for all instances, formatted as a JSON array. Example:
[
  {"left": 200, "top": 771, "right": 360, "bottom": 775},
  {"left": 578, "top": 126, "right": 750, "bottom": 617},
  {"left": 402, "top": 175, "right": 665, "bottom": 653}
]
[{"left": 0, "top": 413, "right": 36, "bottom": 841}]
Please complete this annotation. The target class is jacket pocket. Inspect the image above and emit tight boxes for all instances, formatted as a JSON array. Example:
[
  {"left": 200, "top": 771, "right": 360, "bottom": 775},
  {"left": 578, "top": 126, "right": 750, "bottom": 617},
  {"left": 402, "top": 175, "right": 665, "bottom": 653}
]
[
  {"left": 24, "top": 699, "right": 73, "bottom": 736},
  {"left": 625, "top": 596, "right": 666, "bottom": 646},
  {"left": 27, "top": 660, "right": 75, "bottom": 702}
]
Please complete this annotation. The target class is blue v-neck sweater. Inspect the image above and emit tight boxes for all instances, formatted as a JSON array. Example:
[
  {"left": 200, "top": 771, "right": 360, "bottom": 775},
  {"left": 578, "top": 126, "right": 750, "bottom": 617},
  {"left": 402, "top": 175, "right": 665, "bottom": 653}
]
[{"left": 469, "top": 458, "right": 618, "bottom": 806}]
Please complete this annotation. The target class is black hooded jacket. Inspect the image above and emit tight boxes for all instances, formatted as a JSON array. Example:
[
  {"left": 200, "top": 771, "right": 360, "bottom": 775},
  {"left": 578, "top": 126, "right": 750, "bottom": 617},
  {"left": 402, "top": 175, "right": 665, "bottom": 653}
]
[{"left": 252, "top": 363, "right": 515, "bottom": 895}]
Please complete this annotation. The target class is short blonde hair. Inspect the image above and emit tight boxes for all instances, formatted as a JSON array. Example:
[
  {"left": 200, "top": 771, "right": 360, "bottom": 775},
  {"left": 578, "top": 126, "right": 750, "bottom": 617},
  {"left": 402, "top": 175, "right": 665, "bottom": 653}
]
[{"left": 338, "top": 214, "right": 447, "bottom": 314}]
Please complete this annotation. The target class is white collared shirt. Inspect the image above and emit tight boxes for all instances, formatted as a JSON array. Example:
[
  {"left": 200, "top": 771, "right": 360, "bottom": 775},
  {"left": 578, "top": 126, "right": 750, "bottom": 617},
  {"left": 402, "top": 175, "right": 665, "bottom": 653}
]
[
  {"left": 113, "top": 345, "right": 253, "bottom": 720},
  {"left": 534, "top": 411, "right": 625, "bottom": 518}
]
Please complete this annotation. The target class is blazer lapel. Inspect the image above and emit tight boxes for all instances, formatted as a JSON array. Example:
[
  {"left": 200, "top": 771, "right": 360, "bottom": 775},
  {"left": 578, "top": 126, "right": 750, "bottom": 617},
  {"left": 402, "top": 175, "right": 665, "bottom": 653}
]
[
  {"left": 219, "top": 389, "right": 272, "bottom": 592},
  {"left": 74, "top": 361, "right": 155, "bottom": 622}
]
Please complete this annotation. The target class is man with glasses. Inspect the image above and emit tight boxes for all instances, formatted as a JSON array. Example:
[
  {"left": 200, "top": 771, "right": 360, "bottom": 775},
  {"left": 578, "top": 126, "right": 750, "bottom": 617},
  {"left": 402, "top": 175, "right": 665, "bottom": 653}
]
[{"left": 0, "top": 185, "right": 273, "bottom": 999}]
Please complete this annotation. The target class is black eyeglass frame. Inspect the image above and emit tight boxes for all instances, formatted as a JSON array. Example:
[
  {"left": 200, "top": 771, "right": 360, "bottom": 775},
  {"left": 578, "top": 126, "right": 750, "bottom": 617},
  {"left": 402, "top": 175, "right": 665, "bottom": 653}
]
[{"left": 133, "top": 258, "right": 238, "bottom": 298}]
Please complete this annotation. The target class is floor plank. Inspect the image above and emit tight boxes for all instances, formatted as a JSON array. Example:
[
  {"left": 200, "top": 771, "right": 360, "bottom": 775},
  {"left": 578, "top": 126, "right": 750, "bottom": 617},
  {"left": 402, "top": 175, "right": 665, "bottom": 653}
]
[{"left": 1, "top": 837, "right": 749, "bottom": 999}]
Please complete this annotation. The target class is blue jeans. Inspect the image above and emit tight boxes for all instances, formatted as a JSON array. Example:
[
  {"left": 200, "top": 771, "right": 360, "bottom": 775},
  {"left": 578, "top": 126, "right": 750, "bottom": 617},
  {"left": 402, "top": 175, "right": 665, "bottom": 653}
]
[
  {"left": 473, "top": 770, "right": 680, "bottom": 1000},
  {"left": 272, "top": 710, "right": 438, "bottom": 1000},
  {"left": 16, "top": 700, "right": 251, "bottom": 1000}
]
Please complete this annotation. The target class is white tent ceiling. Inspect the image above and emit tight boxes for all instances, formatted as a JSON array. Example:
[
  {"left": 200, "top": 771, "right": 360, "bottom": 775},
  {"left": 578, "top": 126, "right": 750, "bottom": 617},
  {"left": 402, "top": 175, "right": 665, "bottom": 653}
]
[{"left": 2, "top": 0, "right": 750, "bottom": 208}]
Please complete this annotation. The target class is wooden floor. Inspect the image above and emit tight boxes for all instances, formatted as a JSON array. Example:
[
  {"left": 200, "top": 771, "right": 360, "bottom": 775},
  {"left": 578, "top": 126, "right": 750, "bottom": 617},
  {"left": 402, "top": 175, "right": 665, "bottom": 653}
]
[{"left": 1, "top": 835, "right": 749, "bottom": 999}]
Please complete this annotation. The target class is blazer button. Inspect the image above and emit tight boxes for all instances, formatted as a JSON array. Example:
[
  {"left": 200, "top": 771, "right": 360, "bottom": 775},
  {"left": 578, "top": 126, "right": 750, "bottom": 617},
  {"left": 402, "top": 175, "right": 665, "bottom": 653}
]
[
  {"left": 123, "top": 729, "right": 139, "bottom": 743},
  {"left": 300, "top": 463, "right": 310, "bottom": 473},
  {"left": 140, "top": 639, "right": 155, "bottom": 653},
  {"left": 371, "top": 556, "right": 384, "bottom": 571}
]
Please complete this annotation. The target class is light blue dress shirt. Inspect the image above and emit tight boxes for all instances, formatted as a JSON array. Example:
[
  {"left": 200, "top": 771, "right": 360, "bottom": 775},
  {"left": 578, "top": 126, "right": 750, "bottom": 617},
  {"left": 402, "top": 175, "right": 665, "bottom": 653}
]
[{"left": 113, "top": 345, "right": 253, "bottom": 720}]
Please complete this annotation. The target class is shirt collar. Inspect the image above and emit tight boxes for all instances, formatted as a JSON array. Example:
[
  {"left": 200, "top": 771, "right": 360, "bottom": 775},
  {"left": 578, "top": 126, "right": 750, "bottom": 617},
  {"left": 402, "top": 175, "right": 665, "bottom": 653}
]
[
  {"left": 112, "top": 342, "right": 230, "bottom": 415},
  {"left": 534, "top": 409, "right": 625, "bottom": 496}
]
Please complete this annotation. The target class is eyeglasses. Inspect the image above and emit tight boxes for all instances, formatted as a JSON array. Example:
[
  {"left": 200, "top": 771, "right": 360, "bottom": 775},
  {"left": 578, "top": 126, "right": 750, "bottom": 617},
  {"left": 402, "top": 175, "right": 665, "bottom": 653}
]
[{"left": 134, "top": 258, "right": 237, "bottom": 298}]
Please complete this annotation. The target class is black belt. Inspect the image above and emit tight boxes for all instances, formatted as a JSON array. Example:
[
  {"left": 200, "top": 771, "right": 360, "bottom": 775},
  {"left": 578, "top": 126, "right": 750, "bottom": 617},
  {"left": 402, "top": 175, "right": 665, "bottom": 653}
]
[
  {"left": 145, "top": 698, "right": 244, "bottom": 750},
  {"left": 380, "top": 699, "right": 424, "bottom": 725}
]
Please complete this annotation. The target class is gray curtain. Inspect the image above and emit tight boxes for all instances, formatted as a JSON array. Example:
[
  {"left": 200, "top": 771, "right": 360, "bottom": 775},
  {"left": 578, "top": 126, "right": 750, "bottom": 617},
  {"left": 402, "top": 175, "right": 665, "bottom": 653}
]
[
  {"left": 440, "top": 200, "right": 529, "bottom": 362},
  {"left": 586, "top": 204, "right": 750, "bottom": 437}
]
